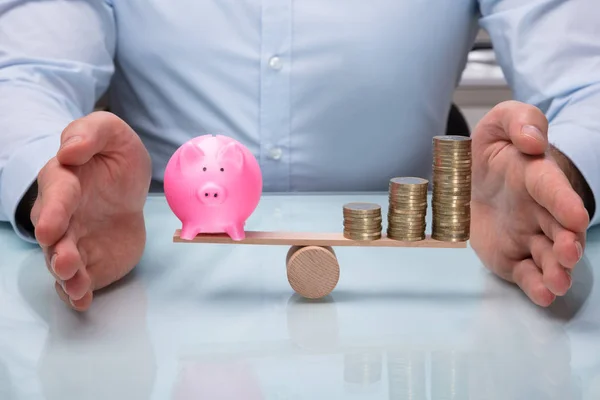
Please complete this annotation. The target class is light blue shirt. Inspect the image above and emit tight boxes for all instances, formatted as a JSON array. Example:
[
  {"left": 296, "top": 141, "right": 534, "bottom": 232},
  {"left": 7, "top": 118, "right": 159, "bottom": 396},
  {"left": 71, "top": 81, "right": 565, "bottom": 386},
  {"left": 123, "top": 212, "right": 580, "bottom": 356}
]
[{"left": 1, "top": 0, "right": 599, "bottom": 242}]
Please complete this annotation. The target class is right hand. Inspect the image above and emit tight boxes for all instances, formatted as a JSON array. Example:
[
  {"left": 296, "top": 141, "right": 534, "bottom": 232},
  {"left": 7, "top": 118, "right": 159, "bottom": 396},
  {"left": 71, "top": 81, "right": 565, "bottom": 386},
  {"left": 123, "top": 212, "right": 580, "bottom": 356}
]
[{"left": 31, "top": 111, "right": 152, "bottom": 311}]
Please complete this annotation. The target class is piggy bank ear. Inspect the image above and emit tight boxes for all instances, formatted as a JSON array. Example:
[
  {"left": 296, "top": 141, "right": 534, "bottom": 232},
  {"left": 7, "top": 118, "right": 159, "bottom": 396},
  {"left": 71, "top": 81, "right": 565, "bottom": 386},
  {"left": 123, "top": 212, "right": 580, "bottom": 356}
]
[
  {"left": 217, "top": 142, "right": 244, "bottom": 170},
  {"left": 178, "top": 142, "right": 205, "bottom": 172}
]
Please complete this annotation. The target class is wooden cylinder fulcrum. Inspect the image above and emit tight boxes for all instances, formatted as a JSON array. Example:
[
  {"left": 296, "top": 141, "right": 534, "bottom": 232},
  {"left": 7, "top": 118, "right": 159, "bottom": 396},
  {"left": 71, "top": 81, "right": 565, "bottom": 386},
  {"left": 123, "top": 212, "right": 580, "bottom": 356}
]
[{"left": 285, "top": 245, "right": 340, "bottom": 299}]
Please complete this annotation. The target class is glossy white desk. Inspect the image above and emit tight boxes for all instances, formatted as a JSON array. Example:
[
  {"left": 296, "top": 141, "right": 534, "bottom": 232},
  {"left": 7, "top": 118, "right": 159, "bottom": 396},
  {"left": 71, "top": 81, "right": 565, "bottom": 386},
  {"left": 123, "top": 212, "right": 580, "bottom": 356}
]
[{"left": 1, "top": 193, "right": 599, "bottom": 399}]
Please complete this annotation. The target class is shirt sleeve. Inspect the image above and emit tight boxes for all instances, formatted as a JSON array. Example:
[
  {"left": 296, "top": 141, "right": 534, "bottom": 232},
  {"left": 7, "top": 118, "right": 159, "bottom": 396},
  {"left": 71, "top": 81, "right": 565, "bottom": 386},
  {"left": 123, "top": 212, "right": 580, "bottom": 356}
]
[
  {"left": 478, "top": 0, "right": 600, "bottom": 226},
  {"left": 0, "top": 0, "right": 116, "bottom": 242}
]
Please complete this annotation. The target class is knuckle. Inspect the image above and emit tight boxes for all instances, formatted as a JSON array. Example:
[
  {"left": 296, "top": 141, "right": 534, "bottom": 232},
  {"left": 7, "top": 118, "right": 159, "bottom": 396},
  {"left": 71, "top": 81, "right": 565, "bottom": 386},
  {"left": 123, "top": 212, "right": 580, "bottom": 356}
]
[{"left": 61, "top": 118, "right": 87, "bottom": 141}]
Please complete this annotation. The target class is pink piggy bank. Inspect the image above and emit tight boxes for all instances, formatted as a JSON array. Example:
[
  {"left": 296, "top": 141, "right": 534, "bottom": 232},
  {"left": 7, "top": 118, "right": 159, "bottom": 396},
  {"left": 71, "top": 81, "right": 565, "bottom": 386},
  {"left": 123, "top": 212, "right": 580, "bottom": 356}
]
[{"left": 164, "top": 134, "right": 262, "bottom": 241}]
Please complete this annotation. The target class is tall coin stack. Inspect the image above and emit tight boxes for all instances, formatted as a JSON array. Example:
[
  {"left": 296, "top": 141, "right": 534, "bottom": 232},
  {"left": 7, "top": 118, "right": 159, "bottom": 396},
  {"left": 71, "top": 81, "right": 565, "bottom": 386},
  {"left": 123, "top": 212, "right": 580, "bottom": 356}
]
[
  {"left": 387, "top": 177, "right": 428, "bottom": 241},
  {"left": 431, "top": 136, "right": 472, "bottom": 242},
  {"left": 342, "top": 202, "right": 382, "bottom": 241}
]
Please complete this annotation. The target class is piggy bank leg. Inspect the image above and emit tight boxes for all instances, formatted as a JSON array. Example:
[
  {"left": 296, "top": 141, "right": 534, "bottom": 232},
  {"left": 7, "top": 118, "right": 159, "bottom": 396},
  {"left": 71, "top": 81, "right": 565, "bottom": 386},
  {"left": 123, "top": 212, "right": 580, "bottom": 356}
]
[
  {"left": 180, "top": 224, "right": 199, "bottom": 240},
  {"left": 224, "top": 223, "right": 245, "bottom": 241}
]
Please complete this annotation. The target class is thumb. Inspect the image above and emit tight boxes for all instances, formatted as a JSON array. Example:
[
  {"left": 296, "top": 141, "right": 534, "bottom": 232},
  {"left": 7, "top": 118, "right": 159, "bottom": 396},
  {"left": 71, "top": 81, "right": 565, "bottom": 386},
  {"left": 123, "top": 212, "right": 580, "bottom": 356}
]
[
  {"left": 57, "top": 111, "right": 134, "bottom": 166},
  {"left": 473, "top": 100, "right": 549, "bottom": 156}
]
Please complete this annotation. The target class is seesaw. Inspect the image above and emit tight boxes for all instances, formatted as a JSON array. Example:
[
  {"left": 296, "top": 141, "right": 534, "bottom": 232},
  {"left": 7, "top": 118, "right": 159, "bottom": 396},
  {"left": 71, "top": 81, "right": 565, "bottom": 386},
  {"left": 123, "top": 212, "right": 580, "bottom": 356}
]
[
  {"left": 172, "top": 230, "right": 467, "bottom": 299},
  {"left": 166, "top": 134, "right": 471, "bottom": 299}
]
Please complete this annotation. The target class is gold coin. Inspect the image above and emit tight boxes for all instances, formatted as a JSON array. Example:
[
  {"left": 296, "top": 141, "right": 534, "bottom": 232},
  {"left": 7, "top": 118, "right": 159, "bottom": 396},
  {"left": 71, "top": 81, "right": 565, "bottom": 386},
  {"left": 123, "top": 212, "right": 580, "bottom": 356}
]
[
  {"left": 433, "top": 218, "right": 471, "bottom": 225},
  {"left": 432, "top": 231, "right": 470, "bottom": 237},
  {"left": 388, "top": 217, "right": 426, "bottom": 223},
  {"left": 432, "top": 228, "right": 470, "bottom": 233},
  {"left": 388, "top": 214, "right": 426, "bottom": 220},
  {"left": 344, "top": 216, "right": 383, "bottom": 223},
  {"left": 432, "top": 193, "right": 471, "bottom": 199},
  {"left": 432, "top": 196, "right": 471, "bottom": 203},
  {"left": 432, "top": 208, "right": 471, "bottom": 215},
  {"left": 388, "top": 209, "right": 427, "bottom": 216},
  {"left": 433, "top": 176, "right": 472, "bottom": 183},
  {"left": 387, "top": 235, "right": 425, "bottom": 241},
  {"left": 433, "top": 148, "right": 472, "bottom": 154},
  {"left": 432, "top": 187, "right": 471, "bottom": 194},
  {"left": 388, "top": 229, "right": 426, "bottom": 234},
  {"left": 344, "top": 232, "right": 382, "bottom": 241},
  {"left": 343, "top": 202, "right": 381, "bottom": 213},
  {"left": 387, "top": 231, "right": 426, "bottom": 237},
  {"left": 432, "top": 200, "right": 471, "bottom": 207},
  {"left": 344, "top": 224, "right": 383, "bottom": 231},
  {"left": 390, "top": 198, "right": 428, "bottom": 204},
  {"left": 387, "top": 227, "right": 426, "bottom": 233},
  {"left": 387, "top": 228, "right": 427, "bottom": 234},
  {"left": 433, "top": 154, "right": 471, "bottom": 159},
  {"left": 433, "top": 136, "right": 472, "bottom": 145},
  {"left": 431, "top": 235, "right": 469, "bottom": 242},
  {"left": 432, "top": 186, "right": 471, "bottom": 193},
  {"left": 389, "top": 176, "right": 429, "bottom": 186},
  {"left": 387, "top": 221, "right": 427, "bottom": 228},
  {"left": 388, "top": 232, "right": 426, "bottom": 237},
  {"left": 432, "top": 166, "right": 471, "bottom": 173},
  {"left": 433, "top": 153, "right": 472, "bottom": 159},
  {"left": 389, "top": 191, "right": 428, "bottom": 197}
]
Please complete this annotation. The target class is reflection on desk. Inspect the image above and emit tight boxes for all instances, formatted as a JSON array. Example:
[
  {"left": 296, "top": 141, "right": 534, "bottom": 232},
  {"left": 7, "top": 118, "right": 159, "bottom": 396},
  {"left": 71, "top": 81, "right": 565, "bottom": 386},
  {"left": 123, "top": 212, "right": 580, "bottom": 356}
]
[{"left": 1, "top": 193, "right": 599, "bottom": 399}]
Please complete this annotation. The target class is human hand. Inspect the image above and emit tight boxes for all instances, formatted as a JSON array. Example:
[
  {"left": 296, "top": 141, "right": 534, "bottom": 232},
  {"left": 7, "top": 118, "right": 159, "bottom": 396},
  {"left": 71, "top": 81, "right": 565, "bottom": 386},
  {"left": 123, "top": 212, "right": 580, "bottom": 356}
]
[
  {"left": 31, "top": 111, "right": 151, "bottom": 311},
  {"left": 470, "top": 101, "right": 590, "bottom": 306}
]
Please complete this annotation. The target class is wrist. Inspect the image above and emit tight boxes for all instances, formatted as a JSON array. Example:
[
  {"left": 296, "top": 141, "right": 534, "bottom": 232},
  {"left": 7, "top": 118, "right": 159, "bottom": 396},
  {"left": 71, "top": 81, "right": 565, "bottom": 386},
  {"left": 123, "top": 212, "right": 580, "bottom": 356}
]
[{"left": 549, "top": 144, "right": 595, "bottom": 221}]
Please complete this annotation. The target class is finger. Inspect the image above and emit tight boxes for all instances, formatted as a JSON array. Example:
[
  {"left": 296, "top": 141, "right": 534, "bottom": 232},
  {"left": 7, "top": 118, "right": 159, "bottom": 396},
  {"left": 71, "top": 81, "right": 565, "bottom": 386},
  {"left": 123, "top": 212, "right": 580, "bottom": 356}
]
[
  {"left": 46, "top": 232, "right": 84, "bottom": 281},
  {"left": 473, "top": 100, "right": 549, "bottom": 155},
  {"left": 57, "top": 111, "right": 134, "bottom": 166},
  {"left": 54, "top": 281, "right": 70, "bottom": 304},
  {"left": 512, "top": 259, "right": 555, "bottom": 307},
  {"left": 529, "top": 234, "right": 571, "bottom": 296},
  {"left": 536, "top": 207, "right": 583, "bottom": 269},
  {"left": 34, "top": 160, "right": 82, "bottom": 247},
  {"left": 526, "top": 158, "right": 589, "bottom": 233},
  {"left": 30, "top": 196, "right": 41, "bottom": 227},
  {"left": 70, "top": 291, "right": 93, "bottom": 311},
  {"left": 62, "top": 268, "right": 92, "bottom": 301},
  {"left": 55, "top": 282, "right": 93, "bottom": 311}
]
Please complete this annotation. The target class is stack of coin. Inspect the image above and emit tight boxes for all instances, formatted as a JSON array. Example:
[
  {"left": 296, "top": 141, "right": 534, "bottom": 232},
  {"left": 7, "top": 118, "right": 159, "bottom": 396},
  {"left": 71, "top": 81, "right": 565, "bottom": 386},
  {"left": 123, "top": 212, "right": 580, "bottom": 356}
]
[
  {"left": 387, "top": 351, "right": 426, "bottom": 399},
  {"left": 431, "top": 351, "right": 468, "bottom": 399},
  {"left": 387, "top": 177, "right": 428, "bottom": 241},
  {"left": 344, "top": 352, "right": 383, "bottom": 386},
  {"left": 431, "top": 136, "right": 472, "bottom": 242},
  {"left": 342, "top": 202, "right": 382, "bottom": 240}
]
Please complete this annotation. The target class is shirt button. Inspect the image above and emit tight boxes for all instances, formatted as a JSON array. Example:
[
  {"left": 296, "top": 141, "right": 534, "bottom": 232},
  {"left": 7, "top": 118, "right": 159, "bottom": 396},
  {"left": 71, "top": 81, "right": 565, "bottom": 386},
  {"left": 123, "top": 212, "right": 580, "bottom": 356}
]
[
  {"left": 268, "top": 147, "right": 283, "bottom": 160},
  {"left": 269, "top": 56, "right": 283, "bottom": 70}
]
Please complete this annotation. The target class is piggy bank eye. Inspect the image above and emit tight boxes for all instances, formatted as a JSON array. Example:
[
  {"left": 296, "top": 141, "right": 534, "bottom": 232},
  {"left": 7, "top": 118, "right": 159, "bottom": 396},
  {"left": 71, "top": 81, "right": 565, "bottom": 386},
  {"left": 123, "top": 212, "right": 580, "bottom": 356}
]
[
  {"left": 203, "top": 167, "right": 207, "bottom": 171},
  {"left": 220, "top": 168, "right": 224, "bottom": 172}
]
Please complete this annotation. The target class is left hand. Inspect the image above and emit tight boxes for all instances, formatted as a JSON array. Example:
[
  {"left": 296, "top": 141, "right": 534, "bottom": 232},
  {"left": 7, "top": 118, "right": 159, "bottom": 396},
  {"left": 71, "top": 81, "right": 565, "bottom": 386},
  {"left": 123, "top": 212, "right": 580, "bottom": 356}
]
[{"left": 470, "top": 100, "right": 589, "bottom": 307}]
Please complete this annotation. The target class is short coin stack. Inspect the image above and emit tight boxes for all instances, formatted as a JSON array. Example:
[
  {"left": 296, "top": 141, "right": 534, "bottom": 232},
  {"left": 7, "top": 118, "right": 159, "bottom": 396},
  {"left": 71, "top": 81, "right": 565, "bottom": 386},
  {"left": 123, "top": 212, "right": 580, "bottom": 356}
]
[
  {"left": 342, "top": 202, "right": 382, "bottom": 241},
  {"left": 387, "top": 177, "right": 429, "bottom": 241},
  {"left": 431, "top": 136, "right": 472, "bottom": 242}
]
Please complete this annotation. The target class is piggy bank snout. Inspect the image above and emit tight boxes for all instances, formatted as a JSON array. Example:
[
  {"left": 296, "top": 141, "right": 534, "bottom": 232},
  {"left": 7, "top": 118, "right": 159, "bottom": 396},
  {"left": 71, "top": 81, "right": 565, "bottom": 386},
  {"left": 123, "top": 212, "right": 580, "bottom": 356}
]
[{"left": 198, "top": 182, "right": 227, "bottom": 205}]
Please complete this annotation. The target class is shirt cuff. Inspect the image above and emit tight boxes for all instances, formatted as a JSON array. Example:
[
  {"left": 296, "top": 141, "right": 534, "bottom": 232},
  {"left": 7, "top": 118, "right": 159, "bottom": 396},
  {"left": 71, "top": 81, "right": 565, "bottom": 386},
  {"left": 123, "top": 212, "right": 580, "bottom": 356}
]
[
  {"left": 0, "top": 135, "right": 61, "bottom": 243},
  {"left": 549, "top": 126, "right": 600, "bottom": 227}
]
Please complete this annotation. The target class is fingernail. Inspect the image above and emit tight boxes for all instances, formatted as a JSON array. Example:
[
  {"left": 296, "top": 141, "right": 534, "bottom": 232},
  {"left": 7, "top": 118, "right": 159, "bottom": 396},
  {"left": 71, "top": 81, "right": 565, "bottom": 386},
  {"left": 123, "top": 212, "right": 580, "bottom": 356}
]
[
  {"left": 60, "top": 136, "right": 81, "bottom": 149},
  {"left": 576, "top": 241, "right": 583, "bottom": 260},
  {"left": 50, "top": 253, "right": 57, "bottom": 273},
  {"left": 522, "top": 125, "right": 545, "bottom": 142}
]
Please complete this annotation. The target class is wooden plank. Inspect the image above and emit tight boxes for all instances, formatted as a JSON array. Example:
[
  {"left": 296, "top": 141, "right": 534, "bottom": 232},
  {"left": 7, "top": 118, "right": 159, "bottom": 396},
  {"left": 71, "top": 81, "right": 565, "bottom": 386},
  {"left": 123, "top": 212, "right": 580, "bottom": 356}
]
[{"left": 172, "top": 229, "right": 467, "bottom": 248}]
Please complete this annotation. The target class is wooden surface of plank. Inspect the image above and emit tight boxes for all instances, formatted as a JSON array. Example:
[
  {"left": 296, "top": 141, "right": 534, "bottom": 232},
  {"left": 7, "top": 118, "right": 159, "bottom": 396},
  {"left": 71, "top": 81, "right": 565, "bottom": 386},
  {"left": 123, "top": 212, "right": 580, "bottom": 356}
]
[{"left": 172, "top": 229, "right": 467, "bottom": 248}]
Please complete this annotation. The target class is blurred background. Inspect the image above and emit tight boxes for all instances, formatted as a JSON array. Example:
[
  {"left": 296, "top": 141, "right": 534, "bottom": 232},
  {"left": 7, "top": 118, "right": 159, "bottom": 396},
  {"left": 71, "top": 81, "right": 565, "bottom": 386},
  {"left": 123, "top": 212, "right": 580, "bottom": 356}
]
[{"left": 454, "top": 28, "right": 510, "bottom": 131}]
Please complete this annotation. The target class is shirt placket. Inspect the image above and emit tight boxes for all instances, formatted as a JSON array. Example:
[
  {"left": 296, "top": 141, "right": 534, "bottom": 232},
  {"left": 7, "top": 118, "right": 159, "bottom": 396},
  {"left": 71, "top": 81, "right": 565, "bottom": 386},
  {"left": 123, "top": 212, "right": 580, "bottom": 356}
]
[{"left": 259, "top": 0, "right": 292, "bottom": 191}]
